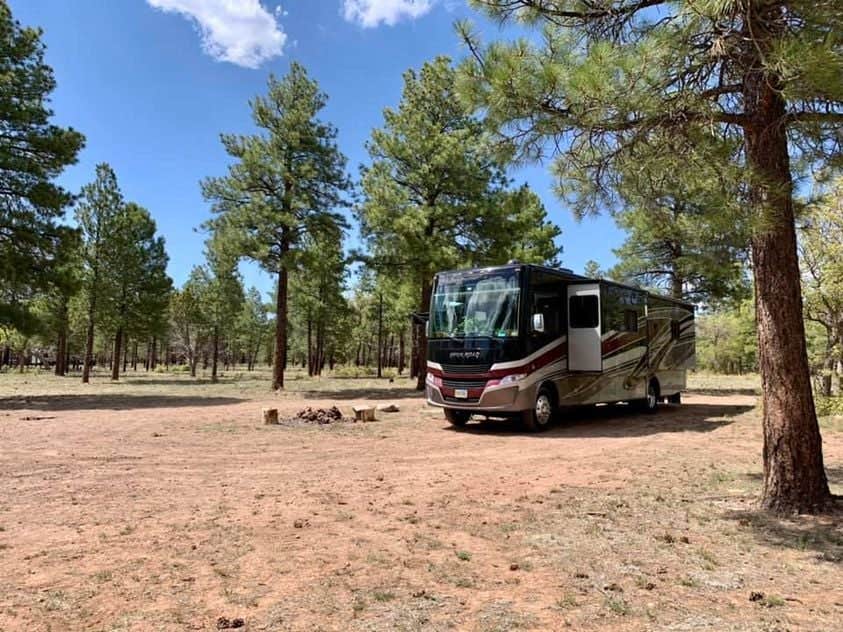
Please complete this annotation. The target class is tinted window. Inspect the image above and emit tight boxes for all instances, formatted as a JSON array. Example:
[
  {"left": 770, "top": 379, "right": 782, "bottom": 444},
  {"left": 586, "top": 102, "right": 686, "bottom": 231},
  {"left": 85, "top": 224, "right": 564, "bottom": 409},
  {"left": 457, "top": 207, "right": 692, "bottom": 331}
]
[
  {"left": 569, "top": 295, "right": 599, "bottom": 329},
  {"left": 624, "top": 310, "right": 639, "bottom": 333}
]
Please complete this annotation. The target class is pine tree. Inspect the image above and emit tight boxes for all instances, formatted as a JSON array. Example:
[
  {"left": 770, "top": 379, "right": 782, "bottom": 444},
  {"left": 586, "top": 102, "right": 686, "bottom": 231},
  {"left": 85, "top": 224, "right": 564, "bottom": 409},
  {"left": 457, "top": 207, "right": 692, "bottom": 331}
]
[
  {"left": 357, "top": 56, "right": 561, "bottom": 390},
  {"left": 76, "top": 164, "right": 124, "bottom": 383},
  {"left": 104, "top": 203, "right": 171, "bottom": 381},
  {"left": 202, "top": 63, "right": 350, "bottom": 390},
  {"left": 459, "top": 0, "right": 841, "bottom": 512},
  {"left": 0, "top": 1, "right": 85, "bottom": 331}
]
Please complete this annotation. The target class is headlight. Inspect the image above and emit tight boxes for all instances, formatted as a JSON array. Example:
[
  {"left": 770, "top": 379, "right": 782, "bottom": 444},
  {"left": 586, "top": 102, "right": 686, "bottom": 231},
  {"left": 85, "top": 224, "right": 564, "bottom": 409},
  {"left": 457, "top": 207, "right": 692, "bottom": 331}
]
[
  {"left": 499, "top": 373, "right": 527, "bottom": 385},
  {"left": 426, "top": 373, "right": 442, "bottom": 387}
]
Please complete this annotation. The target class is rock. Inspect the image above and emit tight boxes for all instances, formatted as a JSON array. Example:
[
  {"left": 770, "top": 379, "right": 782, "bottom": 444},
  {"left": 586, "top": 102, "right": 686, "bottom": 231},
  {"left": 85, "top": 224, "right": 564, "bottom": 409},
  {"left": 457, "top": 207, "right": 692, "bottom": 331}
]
[
  {"left": 377, "top": 403, "right": 400, "bottom": 413},
  {"left": 262, "top": 408, "right": 279, "bottom": 425},
  {"left": 509, "top": 563, "right": 519, "bottom": 571},
  {"left": 216, "top": 617, "right": 244, "bottom": 630},
  {"left": 749, "top": 591, "right": 764, "bottom": 602}
]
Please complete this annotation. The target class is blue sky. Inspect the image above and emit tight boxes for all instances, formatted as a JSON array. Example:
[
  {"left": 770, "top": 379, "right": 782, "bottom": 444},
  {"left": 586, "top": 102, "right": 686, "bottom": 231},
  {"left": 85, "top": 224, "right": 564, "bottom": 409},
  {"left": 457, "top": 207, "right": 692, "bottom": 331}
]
[{"left": 13, "top": 0, "right": 624, "bottom": 297}]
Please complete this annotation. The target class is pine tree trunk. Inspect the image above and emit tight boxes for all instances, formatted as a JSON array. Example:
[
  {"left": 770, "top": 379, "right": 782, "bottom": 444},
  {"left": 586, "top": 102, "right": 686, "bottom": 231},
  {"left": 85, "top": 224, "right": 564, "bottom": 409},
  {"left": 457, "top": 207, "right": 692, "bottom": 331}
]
[
  {"left": 307, "top": 316, "right": 313, "bottom": 377},
  {"left": 111, "top": 327, "right": 123, "bottom": 381},
  {"left": 82, "top": 293, "right": 96, "bottom": 383},
  {"left": 211, "top": 326, "right": 219, "bottom": 383},
  {"left": 415, "top": 278, "right": 432, "bottom": 390},
  {"left": 123, "top": 335, "right": 129, "bottom": 373},
  {"left": 743, "top": 15, "right": 831, "bottom": 513},
  {"left": 55, "top": 331, "right": 66, "bottom": 376},
  {"left": 273, "top": 257, "right": 289, "bottom": 390},
  {"left": 399, "top": 329, "right": 405, "bottom": 375},
  {"left": 132, "top": 341, "right": 138, "bottom": 371}
]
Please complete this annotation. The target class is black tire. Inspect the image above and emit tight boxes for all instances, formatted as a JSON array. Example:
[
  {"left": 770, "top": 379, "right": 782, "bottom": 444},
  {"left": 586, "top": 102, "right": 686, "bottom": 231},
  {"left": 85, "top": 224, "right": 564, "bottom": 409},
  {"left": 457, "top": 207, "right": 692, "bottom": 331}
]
[
  {"left": 667, "top": 392, "right": 681, "bottom": 404},
  {"left": 522, "top": 386, "right": 556, "bottom": 432},
  {"left": 638, "top": 380, "right": 659, "bottom": 414},
  {"left": 444, "top": 408, "right": 471, "bottom": 427}
]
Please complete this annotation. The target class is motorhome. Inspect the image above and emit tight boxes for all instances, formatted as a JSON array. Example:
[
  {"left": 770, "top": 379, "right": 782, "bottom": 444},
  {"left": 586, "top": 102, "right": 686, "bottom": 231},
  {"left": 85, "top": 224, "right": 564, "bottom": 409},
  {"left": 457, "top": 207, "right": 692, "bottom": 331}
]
[{"left": 425, "top": 263, "right": 695, "bottom": 430}]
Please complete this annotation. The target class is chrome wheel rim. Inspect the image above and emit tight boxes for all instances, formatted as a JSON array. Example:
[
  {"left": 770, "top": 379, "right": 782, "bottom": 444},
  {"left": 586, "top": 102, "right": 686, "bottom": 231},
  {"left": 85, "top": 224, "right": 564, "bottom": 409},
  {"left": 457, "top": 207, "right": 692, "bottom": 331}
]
[
  {"left": 535, "top": 394, "right": 552, "bottom": 425},
  {"left": 647, "top": 386, "right": 657, "bottom": 409}
]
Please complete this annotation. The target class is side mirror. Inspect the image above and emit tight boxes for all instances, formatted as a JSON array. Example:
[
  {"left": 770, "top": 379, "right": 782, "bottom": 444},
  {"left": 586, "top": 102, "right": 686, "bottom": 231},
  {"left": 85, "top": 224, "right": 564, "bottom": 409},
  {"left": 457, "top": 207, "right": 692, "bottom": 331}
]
[{"left": 532, "top": 313, "right": 545, "bottom": 333}]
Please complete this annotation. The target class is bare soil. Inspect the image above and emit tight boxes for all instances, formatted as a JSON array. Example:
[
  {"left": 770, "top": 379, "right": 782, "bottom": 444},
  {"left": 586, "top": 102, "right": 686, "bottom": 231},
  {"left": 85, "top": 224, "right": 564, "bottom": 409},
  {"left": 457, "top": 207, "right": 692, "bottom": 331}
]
[{"left": 0, "top": 370, "right": 841, "bottom": 631}]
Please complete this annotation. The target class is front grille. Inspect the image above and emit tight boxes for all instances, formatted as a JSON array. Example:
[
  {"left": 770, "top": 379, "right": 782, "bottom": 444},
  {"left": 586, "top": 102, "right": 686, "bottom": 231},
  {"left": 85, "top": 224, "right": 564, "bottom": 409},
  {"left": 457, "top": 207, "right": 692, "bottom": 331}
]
[
  {"left": 441, "top": 363, "right": 491, "bottom": 375},
  {"left": 443, "top": 379, "right": 487, "bottom": 389},
  {"left": 444, "top": 396, "right": 481, "bottom": 404}
]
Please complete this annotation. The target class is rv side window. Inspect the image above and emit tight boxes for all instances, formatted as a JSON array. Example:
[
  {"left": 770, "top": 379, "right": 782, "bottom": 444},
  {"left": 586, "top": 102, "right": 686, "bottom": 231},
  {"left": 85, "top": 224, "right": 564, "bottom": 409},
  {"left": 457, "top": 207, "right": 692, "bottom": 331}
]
[
  {"left": 624, "top": 310, "right": 639, "bottom": 333},
  {"left": 569, "top": 295, "right": 599, "bottom": 329}
]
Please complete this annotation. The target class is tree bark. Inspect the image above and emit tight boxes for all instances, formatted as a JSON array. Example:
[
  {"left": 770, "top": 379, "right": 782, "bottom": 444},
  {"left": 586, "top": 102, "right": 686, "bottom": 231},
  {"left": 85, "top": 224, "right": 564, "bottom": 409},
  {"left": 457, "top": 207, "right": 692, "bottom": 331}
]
[
  {"left": 111, "top": 327, "right": 123, "bottom": 381},
  {"left": 211, "top": 326, "right": 219, "bottom": 383},
  {"left": 82, "top": 293, "right": 96, "bottom": 383},
  {"left": 415, "top": 277, "right": 432, "bottom": 390},
  {"left": 273, "top": 253, "right": 289, "bottom": 390},
  {"left": 743, "top": 7, "right": 831, "bottom": 513},
  {"left": 399, "top": 329, "right": 405, "bottom": 374}
]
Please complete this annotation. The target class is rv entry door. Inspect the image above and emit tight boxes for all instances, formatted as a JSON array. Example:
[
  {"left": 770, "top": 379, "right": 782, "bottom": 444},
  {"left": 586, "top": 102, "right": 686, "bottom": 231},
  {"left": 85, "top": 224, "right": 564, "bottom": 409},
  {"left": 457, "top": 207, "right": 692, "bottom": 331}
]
[{"left": 567, "top": 284, "right": 602, "bottom": 372}]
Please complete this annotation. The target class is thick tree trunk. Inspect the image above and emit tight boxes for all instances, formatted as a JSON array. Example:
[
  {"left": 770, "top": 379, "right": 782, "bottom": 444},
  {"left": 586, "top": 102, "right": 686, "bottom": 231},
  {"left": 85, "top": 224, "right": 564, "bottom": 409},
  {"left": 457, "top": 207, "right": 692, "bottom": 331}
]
[
  {"left": 111, "top": 327, "right": 123, "bottom": 381},
  {"left": 273, "top": 260, "right": 289, "bottom": 390},
  {"left": 415, "top": 277, "right": 432, "bottom": 390},
  {"left": 743, "top": 20, "right": 831, "bottom": 513},
  {"left": 55, "top": 330, "right": 66, "bottom": 376},
  {"left": 211, "top": 326, "right": 219, "bottom": 383}
]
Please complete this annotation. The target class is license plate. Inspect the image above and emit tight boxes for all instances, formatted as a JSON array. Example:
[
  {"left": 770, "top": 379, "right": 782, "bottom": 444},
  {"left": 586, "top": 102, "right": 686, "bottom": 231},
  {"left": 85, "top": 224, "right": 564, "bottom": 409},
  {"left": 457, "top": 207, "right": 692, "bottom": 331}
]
[{"left": 455, "top": 389, "right": 468, "bottom": 399}]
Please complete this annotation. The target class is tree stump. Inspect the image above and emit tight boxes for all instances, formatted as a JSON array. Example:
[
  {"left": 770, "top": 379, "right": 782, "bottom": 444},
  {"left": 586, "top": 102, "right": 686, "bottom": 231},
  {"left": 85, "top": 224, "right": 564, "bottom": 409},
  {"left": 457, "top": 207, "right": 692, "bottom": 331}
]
[
  {"left": 352, "top": 406, "right": 376, "bottom": 422},
  {"left": 262, "top": 408, "right": 279, "bottom": 425}
]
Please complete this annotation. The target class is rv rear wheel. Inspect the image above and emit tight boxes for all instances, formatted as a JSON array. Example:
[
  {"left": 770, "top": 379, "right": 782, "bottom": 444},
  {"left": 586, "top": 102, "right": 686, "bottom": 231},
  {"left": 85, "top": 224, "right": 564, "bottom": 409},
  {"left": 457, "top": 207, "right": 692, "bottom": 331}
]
[
  {"left": 522, "top": 386, "right": 556, "bottom": 432},
  {"left": 444, "top": 408, "right": 471, "bottom": 427},
  {"left": 668, "top": 392, "right": 681, "bottom": 404}
]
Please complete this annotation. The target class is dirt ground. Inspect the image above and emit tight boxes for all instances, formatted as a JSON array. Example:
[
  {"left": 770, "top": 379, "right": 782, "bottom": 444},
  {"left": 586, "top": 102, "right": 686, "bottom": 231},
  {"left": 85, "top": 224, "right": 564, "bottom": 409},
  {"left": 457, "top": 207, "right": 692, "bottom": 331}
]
[{"left": 0, "top": 370, "right": 841, "bottom": 631}]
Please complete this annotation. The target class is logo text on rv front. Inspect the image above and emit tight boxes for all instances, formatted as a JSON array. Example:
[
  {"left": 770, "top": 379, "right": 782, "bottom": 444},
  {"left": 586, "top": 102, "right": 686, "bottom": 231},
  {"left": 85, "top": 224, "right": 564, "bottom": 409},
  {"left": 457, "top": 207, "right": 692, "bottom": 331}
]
[{"left": 449, "top": 351, "right": 482, "bottom": 361}]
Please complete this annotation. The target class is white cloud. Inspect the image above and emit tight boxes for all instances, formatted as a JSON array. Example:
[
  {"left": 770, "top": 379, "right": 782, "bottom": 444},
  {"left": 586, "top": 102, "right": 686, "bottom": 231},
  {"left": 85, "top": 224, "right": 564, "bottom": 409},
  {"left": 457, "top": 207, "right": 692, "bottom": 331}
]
[
  {"left": 342, "top": 0, "right": 436, "bottom": 28},
  {"left": 147, "top": 0, "right": 286, "bottom": 68}
]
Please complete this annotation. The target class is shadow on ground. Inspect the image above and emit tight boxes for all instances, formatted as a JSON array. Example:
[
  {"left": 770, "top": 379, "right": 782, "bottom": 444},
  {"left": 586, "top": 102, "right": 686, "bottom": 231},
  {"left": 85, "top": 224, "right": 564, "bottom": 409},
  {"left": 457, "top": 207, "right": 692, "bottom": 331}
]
[
  {"left": 724, "top": 500, "right": 843, "bottom": 563},
  {"left": 0, "top": 394, "right": 244, "bottom": 412},
  {"left": 687, "top": 387, "right": 760, "bottom": 396},
  {"left": 446, "top": 402, "right": 753, "bottom": 438},
  {"left": 299, "top": 387, "right": 422, "bottom": 401}
]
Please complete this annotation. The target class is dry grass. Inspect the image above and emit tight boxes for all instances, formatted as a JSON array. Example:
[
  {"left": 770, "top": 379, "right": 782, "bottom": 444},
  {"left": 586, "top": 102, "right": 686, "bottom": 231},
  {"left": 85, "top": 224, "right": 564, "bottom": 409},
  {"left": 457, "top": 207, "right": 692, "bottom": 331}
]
[{"left": 0, "top": 368, "right": 841, "bottom": 631}]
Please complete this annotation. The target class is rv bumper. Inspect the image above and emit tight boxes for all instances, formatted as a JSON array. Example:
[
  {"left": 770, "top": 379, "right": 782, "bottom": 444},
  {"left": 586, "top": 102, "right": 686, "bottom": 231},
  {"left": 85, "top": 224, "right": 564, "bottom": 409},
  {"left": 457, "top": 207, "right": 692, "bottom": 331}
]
[{"left": 426, "top": 382, "right": 537, "bottom": 413}]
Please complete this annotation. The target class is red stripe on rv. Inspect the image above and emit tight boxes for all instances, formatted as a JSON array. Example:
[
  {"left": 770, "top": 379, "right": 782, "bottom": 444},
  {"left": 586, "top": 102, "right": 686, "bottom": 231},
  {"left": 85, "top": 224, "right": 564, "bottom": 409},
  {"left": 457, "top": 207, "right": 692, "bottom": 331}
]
[{"left": 429, "top": 342, "right": 567, "bottom": 380}]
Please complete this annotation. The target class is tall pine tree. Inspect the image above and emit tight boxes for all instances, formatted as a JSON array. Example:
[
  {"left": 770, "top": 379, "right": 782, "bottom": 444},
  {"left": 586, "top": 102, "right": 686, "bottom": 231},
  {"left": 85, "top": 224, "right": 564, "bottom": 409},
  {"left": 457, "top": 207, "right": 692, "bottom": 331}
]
[
  {"left": 0, "top": 1, "right": 84, "bottom": 331},
  {"left": 357, "top": 56, "right": 561, "bottom": 390},
  {"left": 202, "top": 63, "right": 350, "bottom": 390}
]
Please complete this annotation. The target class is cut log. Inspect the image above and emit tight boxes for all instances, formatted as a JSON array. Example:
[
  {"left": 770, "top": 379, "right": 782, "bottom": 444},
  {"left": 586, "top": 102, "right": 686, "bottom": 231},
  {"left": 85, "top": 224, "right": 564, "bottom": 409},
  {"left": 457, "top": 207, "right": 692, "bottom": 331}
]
[
  {"left": 352, "top": 406, "right": 376, "bottom": 422},
  {"left": 376, "top": 403, "right": 400, "bottom": 413},
  {"left": 262, "top": 408, "right": 279, "bottom": 425}
]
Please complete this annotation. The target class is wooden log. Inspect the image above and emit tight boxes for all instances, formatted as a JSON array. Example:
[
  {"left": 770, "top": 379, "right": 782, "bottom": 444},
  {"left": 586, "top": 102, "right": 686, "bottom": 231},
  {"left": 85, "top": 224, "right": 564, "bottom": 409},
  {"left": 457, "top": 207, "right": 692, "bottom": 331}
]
[{"left": 262, "top": 408, "right": 279, "bottom": 425}]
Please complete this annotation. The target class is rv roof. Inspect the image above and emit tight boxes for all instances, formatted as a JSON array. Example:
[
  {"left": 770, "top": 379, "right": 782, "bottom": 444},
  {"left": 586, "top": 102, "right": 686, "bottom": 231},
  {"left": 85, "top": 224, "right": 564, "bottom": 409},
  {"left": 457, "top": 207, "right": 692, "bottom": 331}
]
[{"left": 434, "top": 263, "right": 695, "bottom": 310}]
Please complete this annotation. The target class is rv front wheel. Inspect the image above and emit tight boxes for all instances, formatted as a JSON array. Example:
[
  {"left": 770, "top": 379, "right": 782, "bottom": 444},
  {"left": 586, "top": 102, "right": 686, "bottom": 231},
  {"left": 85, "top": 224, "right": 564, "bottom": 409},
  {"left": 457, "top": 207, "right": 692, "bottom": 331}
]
[
  {"left": 522, "top": 386, "right": 555, "bottom": 432},
  {"left": 444, "top": 408, "right": 471, "bottom": 427},
  {"left": 641, "top": 381, "right": 659, "bottom": 413}
]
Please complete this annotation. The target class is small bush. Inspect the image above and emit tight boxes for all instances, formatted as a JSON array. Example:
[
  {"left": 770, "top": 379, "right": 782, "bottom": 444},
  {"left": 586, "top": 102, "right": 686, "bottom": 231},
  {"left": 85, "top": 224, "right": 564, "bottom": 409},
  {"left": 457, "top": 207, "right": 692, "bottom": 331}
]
[{"left": 815, "top": 396, "right": 843, "bottom": 418}]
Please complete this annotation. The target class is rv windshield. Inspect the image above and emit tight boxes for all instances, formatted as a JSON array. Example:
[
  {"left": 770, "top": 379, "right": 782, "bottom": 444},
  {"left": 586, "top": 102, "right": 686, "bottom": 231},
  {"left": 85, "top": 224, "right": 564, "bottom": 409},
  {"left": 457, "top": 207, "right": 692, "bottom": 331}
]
[{"left": 430, "top": 269, "right": 521, "bottom": 339}]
